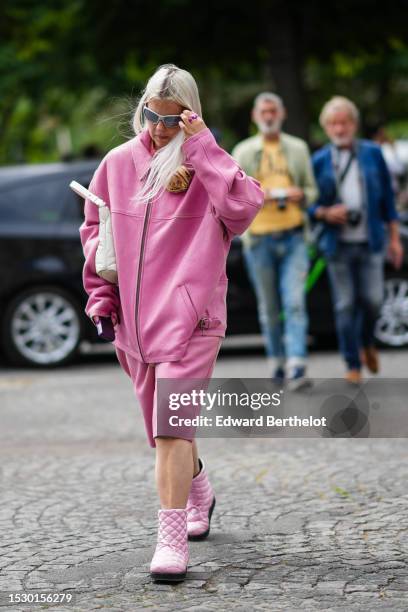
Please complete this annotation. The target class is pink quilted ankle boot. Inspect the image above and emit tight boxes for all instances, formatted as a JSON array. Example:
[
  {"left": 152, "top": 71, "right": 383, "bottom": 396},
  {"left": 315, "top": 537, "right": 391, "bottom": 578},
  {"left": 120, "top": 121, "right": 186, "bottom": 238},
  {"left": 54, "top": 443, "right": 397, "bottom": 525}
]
[
  {"left": 186, "top": 458, "right": 216, "bottom": 541},
  {"left": 150, "top": 508, "right": 189, "bottom": 582}
]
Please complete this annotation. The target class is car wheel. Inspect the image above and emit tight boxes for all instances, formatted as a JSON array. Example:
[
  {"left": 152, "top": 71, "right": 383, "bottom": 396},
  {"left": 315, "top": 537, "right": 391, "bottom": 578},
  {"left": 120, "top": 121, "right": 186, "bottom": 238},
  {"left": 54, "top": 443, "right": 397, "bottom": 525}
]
[
  {"left": 375, "top": 277, "right": 408, "bottom": 347},
  {"left": 1, "top": 285, "right": 83, "bottom": 367}
]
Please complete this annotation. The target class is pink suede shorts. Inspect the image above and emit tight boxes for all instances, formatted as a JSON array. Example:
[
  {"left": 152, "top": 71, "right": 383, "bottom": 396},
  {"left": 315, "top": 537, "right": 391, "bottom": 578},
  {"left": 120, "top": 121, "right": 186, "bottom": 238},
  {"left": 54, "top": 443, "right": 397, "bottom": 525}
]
[{"left": 115, "top": 335, "right": 221, "bottom": 448}]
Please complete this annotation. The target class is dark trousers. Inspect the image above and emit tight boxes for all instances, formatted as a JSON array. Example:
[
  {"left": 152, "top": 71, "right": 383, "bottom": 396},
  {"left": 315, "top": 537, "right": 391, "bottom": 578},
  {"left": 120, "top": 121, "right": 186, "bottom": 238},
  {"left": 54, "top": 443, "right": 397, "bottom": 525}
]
[{"left": 326, "top": 242, "right": 384, "bottom": 370}]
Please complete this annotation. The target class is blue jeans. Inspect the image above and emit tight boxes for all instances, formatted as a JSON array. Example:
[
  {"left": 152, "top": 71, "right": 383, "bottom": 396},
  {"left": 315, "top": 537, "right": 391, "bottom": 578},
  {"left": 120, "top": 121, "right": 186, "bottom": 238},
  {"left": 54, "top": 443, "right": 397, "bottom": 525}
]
[
  {"left": 326, "top": 242, "right": 384, "bottom": 370},
  {"left": 243, "top": 230, "right": 309, "bottom": 366}
]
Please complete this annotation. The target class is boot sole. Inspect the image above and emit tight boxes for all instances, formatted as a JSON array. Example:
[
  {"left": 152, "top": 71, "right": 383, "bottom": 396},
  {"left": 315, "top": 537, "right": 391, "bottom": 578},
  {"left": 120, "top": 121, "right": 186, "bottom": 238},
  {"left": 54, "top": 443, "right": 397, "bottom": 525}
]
[
  {"left": 150, "top": 570, "right": 186, "bottom": 583},
  {"left": 188, "top": 496, "right": 216, "bottom": 541}
]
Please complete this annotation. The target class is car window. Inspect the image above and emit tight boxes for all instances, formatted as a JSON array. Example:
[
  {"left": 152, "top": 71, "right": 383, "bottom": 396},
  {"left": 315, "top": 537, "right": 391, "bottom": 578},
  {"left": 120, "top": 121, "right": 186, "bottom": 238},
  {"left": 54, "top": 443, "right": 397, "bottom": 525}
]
[{"left": 0, "top": 178, "right": 68, "bottom": 223}]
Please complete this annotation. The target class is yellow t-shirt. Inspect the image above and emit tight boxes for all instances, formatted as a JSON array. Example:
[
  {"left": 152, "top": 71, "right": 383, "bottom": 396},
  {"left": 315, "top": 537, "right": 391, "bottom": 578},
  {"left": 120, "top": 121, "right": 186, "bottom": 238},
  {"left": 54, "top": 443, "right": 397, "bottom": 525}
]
[{"left": 249, "top": 139, "right": 304, "bottom": 234}]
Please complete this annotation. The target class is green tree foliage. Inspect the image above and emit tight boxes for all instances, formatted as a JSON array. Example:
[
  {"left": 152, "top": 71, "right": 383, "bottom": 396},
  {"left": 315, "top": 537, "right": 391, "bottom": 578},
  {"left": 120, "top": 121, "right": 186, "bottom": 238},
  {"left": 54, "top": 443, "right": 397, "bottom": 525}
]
[{"left": 1, "top": 0, "right": 408, "bottom": 163}]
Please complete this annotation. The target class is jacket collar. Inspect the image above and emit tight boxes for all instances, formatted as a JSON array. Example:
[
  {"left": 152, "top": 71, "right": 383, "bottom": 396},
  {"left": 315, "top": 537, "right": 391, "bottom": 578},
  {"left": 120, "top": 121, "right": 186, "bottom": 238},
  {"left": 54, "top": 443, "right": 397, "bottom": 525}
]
[
  {"left": 251, "top": 132, "right": 297, "bottom": 181},
  {"left": 252, "top": 131, "right": 290, "bottom": 151},
  {"left": 130, "top": 129, "right": 154, "bottom": 181},
  {"left": 129, "top": 128, "right": 195, "bottom": 184},
  {"left": 140, "top": 127, "right": 154, "bottom": 154},
  {"left": 327, "top": 139, "right": 362, "bottom": 158},
  {"left": 251, "top": 132, "right": 293, "bottom": 167}
]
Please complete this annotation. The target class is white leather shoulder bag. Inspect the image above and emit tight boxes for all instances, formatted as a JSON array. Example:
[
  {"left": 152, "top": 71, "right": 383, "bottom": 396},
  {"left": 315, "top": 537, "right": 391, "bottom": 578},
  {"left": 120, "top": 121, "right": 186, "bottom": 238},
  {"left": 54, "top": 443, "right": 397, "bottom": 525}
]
[{"left": 70, "top": 180, "right": 118, "bottom": 284}]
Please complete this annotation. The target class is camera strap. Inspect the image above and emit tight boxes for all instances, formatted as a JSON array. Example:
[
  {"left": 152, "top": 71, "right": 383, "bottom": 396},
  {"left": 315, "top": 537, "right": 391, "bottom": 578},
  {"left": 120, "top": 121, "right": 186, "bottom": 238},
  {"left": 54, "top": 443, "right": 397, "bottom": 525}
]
[
  {"left": 331, "top": 143, "right": 368, "bottom": 232},
  {"left": 332, "top": 147, "right": 358, "bottom": 202},
  {"left": 335, "top": 150, "right": 356, "bottom": 185}
]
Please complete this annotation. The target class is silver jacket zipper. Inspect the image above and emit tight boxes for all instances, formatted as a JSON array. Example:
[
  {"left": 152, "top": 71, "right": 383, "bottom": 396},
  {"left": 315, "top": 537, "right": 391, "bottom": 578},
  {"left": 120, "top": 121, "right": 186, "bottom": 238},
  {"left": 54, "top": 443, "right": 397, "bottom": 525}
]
[{"left": 135, "top": 191, "right": 153, "bottom": 363}]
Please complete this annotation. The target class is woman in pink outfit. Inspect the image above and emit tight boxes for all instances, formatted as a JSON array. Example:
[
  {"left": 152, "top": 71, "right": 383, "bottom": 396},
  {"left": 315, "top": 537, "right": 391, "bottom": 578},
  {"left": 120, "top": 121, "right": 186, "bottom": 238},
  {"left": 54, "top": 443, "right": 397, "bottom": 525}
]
[{"left": 79, "top": 64, "right": 263, "bottom": 582}]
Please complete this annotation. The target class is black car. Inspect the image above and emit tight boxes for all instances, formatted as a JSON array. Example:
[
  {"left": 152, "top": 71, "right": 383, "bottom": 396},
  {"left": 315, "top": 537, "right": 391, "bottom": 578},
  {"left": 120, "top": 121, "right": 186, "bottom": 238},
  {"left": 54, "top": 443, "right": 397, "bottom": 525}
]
[
  {"left": 0, "top": 161, "right": 101, "bottom": 367},
  {"left": 1, "top": 161, "right": 408, "bottom": 367}
]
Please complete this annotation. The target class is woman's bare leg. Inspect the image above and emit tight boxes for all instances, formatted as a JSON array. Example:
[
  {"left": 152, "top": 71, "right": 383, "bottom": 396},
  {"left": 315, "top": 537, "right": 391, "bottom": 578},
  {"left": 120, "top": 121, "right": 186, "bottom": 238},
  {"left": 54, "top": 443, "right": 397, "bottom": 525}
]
[
  {"left": 192, "top": 439, "right": 200, "bottom": 477},
  {"left": 155, "top": 437, "right": 194, "bottom": 508}
]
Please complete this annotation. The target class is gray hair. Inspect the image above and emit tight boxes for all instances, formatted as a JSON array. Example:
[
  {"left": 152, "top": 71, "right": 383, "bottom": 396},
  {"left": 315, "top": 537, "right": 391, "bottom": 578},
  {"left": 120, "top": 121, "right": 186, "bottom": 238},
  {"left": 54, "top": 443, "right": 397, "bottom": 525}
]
[
  {"left": 253, "top": 92, "right": 284, "bottom": 111},
  {"left": 132, "top": 63, "right": 202, "bottom": 204},
  {"left": 319, "top": 96, "right": 360, "bottom": 128}
]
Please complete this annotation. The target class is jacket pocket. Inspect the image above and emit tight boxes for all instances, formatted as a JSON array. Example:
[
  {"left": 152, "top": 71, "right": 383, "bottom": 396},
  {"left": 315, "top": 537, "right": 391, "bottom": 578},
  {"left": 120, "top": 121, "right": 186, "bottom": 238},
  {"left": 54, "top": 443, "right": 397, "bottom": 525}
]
[
  {"left": 199, "top": 278, "right": 228, "bottom": 331},
  {"left": 111, "top": 298, "right": 136, "bottom": 354},
  {"left": 178, "top": 284, "right": 199, "bottom": 327}
]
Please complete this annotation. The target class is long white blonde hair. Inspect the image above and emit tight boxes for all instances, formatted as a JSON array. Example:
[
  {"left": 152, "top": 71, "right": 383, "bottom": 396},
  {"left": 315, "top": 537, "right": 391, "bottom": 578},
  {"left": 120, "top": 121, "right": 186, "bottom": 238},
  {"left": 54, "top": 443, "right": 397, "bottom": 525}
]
[{"left": 132, "top": 64, "right": 202, "bottom": 204}]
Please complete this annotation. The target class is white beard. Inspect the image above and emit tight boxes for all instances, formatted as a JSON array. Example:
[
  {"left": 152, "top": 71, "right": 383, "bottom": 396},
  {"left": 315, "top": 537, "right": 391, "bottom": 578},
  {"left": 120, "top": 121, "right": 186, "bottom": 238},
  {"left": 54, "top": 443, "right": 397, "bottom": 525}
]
[
  {"left": 331, "top": 136, "right": 353, "bottom": 147},
  {"left": 257, "top": 118, "right": 283, "bottom": 136}
]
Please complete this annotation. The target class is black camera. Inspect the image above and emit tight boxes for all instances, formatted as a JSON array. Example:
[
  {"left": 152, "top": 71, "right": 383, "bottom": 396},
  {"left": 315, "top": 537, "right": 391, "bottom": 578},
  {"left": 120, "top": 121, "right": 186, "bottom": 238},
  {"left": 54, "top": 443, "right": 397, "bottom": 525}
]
[
  {"left": 268, "top": 189, "right": 288, "bottom": 211},
  {"left": 347, "top": 210, "right": 362, "bottom": 227}
]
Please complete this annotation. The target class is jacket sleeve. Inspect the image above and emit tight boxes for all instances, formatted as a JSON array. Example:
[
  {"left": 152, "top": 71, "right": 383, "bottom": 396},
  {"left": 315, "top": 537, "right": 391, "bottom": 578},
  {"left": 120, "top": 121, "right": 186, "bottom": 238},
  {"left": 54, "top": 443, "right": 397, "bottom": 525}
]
[
  {"left": 307, "top": 153, "right": 332, "bottom": 221},
  {"left": 375, "top": 146, "right": 399, "bottom": 223},
  {"left": 299, "top": 143, "right": 319, "bottom": 206},
  {"left": 78, "top": 156, "right": 120, "bottom": 323},
  {"left": 230, "top": 142, "right": 246, "bottom": 172},
  {"left": 182, "top": 128, "right": 264, "bottom": 237}
]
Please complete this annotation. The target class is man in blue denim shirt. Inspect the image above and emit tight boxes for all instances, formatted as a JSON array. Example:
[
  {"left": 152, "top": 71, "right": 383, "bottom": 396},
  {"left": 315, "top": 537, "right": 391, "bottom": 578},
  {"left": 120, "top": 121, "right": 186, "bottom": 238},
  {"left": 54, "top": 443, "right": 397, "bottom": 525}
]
[{"left": 309, "top": 96, "right": 403, "bottom": 383}]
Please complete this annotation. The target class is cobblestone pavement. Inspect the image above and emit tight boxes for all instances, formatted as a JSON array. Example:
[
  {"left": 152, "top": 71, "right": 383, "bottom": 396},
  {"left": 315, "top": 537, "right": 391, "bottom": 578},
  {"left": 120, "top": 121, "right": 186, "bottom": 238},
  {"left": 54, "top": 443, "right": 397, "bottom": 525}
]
[{"left": 0, "top": 350, "right": 407, "bottom": 611}]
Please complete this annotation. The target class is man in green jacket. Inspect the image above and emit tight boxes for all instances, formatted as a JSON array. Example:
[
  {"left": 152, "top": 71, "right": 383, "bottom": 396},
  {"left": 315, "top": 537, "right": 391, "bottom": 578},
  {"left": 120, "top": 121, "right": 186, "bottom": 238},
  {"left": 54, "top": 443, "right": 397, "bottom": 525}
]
[{"left": 232, "top": 92, "right": 318, "bottom": 389}]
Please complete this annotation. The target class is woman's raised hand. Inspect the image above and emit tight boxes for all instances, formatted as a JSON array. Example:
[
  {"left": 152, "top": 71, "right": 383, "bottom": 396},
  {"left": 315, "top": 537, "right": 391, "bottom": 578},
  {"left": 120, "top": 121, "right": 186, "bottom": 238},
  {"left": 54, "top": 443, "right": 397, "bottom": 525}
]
[{"left": 179, "top": 110, "right": 207, "bottom": 139}]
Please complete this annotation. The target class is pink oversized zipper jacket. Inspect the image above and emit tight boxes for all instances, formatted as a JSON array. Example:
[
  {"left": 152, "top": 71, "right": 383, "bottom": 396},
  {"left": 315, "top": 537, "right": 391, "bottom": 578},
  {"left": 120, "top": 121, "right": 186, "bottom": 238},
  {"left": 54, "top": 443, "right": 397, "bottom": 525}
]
[{"left": 79, "top": 127, "right": 263, "bottom": 363}]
